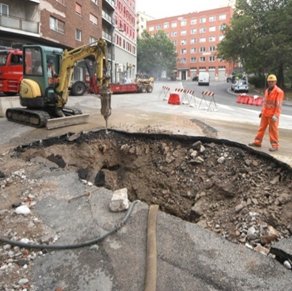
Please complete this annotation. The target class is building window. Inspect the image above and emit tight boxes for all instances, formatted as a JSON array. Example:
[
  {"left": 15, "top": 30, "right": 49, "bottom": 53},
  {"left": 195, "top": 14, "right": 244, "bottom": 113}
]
[
  {"left": 199, "top": 27, "right": 206, "bottom": 33},
  {"left": 181, "top": 30, "right": 187, "bottom": 36},
  {"left": 190, "top": 57, "right": 196, "bottom": 63},
  {"left": 209, "top": 16, "right": 216, "bottom": 22},
  {"left": 190, "top": 18, "right": 197, "bottom": 25},
  {"left": 171, "top": 31, "right": 177, "bottom": 37},
  {"left": 200, "top": 17, "right": 206, "bottom": 23},
  {"left": 210, "top": 46, "right": 216, "bottom": 52},
  {"left": 89, "top": 13, "right": 98, "bottom": 25},
  {"left": 190, "top": 29, "right": 197, "bottom": 34},
  {"left": 190, "top": 38, "right": 196, "bottom": 44},
  {"left": 181, "top": 48, "right": 187, "bottom": 54},
  {"left": 91, "top": 0, "right": 98, "bottom": 4},
  {"left": 56, "top": 0, "right": 66, "bottom": 5},
  {"left": 89, "top": 36, "right": 97, "bottom": 43},
  {"left": 75, "top": 3, "right": 82, "bottom": 15},
  {"left": 50, "top": 16, "right": 65, "bottom": 33},
  {"left": 181, "top": 20, "right": 187, "bottom": 26},
  {"left": 181, "top": 39, "right": 186, "bottom": 45},
  {"left": 75, "top": 29, "right": 82, "bottom": 41},
  {"left": 0, "top": 3, "right": 9, "bottom": 16},
  {"left": 149, "top": 26, "right": 154, "bottom": 31},
  {"left": 209, "top": 56, "right": 216, "bottom": 62},
  {"left": 219, "top": 14, "right": 227, "bottom": 20},
  {"left": 219, "top": 35, "right": 225, "bottom": 41},
  {"left": 199, "top": 47, "right": 206, "bottom": 52},
  {"left": 181, "top": 58, "right": 186, "bottom": 64},
  {"left": 190, "top": 48, "right": 196, "bottom": 53},
  {"left": 156, "top": 25, "right": 161, "bottom": 30},
  {"left": 209, "top": 36, "right": 216, "bottom": 42},
  {"left": 200, "top": 57, "right": 206, "bottom": 62},
  {"left": 171, "top": 22, "right": 177, "bottom": 28},
  {"left": 199, "top": 38, "right": 206, "bottom": 43},
  {"left": 163, "top": 22, "right": 169, "bottom": 29},
  {"left": 209, "top": 26, "right": 216, "bottom": 32}
]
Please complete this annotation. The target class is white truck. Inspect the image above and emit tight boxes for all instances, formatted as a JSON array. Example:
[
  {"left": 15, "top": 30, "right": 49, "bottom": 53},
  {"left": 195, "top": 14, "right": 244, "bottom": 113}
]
[{"left": 198, "top": 72, "right": 210, "bottom": 86}]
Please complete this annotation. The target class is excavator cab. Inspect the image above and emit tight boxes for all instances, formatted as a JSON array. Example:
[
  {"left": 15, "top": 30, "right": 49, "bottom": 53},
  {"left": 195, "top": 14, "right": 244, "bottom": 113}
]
[{"left": 20, "top": 45, "right": 63, "bottom": 109}]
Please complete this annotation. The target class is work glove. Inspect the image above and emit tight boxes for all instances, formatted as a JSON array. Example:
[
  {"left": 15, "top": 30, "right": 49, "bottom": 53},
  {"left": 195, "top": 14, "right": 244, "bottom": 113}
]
[
  {"left": 259, "top": 113, "right": 262, "bottom": 118},
  {"left": 272, "top": 115, "right": 278, "bottom": 122}
]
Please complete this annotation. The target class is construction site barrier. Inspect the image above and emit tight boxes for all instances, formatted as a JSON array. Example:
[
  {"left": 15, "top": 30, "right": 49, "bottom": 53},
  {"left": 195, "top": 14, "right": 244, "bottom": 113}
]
[
  {"left": 168, "top": 93, "right": 180, "bottom": 105},
  {"left": 160, "top": 86, "right": 218, "bottom": 111},
  {"left": 236, "top": 94, "right": 263, "bottom": 106},
  {"left": 198, "top": 90, "right": 217, "bottom": 111},
  {"left": 158, "top": 86, "right": 171, "bottom": 100}
]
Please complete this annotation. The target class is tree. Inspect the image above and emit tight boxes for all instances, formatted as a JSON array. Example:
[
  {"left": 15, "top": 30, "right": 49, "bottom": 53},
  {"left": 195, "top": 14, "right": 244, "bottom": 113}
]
[
  {"left": 218, "top": 0, "right": 292, "bottom": 88},
  {"left": 137, "top": 30, "right": 177, "bottom": 79}
]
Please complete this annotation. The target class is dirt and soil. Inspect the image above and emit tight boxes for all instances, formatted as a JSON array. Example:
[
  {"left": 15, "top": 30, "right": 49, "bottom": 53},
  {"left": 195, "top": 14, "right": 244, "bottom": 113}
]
[{"left": 1, "top": 126, "right": 292, "bottom": 289}]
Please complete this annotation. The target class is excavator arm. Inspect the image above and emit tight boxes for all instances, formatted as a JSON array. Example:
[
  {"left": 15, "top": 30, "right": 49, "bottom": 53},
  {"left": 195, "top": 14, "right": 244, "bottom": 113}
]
[{"left": 56, "top": 39, "right": 107, "bottom": 108}]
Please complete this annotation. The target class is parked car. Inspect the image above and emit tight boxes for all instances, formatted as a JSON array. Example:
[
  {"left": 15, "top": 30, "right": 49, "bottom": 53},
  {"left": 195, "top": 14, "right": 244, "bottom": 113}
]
[
  {"left": 231, "top": 79, "right": 249, "bottom": 93},
  {"left": 192, "top": 76, "right": 198, "bottom": 81}
]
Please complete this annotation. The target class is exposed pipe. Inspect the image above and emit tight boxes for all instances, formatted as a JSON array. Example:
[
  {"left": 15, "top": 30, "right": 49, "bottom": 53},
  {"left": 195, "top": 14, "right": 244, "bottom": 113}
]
[{"left": 144, "top": 204, "right": 159, "bottom": 291}]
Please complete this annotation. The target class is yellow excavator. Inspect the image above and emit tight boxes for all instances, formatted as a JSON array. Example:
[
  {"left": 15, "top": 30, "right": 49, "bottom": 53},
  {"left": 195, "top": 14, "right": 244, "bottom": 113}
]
[{"left": 6, "top": 39, "right": 111, "bottom": 129}]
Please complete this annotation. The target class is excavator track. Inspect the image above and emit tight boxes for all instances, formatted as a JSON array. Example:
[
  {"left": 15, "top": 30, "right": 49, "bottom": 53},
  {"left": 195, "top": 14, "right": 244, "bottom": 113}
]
[
  {"left": 6, "top": 108, "right": 51, "bottom": 128},
  {"left": 6, "top": 107, "right": 89, "bottom": 129}
]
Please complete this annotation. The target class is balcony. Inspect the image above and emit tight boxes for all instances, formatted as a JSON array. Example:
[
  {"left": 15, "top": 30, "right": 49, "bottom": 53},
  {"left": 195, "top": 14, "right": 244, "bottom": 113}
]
[
  {"left": 102, "top": 10, "right": 114, "bottom": 25},
  {"left": 0, "top": 14, "right": 40, "bottom": 35},
  {"left": 102, "top": 31, "right": 112, "bottom": 43},
  {"left": 103, "top": 0, "right": 115, "bottom": 10}
]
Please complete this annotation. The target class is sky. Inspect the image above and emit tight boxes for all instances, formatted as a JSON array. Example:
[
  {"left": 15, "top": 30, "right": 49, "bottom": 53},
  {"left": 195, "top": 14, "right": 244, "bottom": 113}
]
[{"left": 136, "top": 0, "right": 234, "bottom": 19}]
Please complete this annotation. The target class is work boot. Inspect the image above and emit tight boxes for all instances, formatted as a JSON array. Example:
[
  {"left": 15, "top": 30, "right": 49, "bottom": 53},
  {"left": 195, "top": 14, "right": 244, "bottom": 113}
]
[
  {"left": 248, "top": 142, "right": 261, "bottom": 148},
  {"left": 269, "top": 147, "right": 278, "bottom": 152}
]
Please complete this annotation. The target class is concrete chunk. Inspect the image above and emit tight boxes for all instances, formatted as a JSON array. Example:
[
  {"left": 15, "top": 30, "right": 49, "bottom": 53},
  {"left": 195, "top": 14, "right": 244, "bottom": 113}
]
[{"left": 109, "top": 188, "right": 129, "bottom": 212}]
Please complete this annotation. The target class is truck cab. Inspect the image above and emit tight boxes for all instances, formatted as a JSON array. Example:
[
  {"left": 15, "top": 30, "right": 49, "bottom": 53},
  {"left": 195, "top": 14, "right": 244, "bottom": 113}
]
[{"left": 0, "top": 49, "right": 23, "bottom": 95}]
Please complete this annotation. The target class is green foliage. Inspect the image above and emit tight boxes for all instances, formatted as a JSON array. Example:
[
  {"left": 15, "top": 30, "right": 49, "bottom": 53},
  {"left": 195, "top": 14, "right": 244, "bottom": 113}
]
[
  {"left": 248, "top": 75, "right": 266, "bottom": 88},
  {"left": 218, "top": 0, "right": 292, "bottom": 88},
  {"left": 137, "top": 30, "right": 177, "bottom": 78}
]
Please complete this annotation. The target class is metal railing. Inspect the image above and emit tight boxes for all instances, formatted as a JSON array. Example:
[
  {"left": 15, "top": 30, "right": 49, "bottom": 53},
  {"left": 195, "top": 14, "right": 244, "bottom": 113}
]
[
  {"left": 104, "top": 0, "right": 115, "bottom": 8},
  {"left": 102, "top": 10, "right": 113, "bottom": 24},
  {"left": 0, "top": 14, "right": 39, "bottom": 34},
  {"left": 102, "top": 31, "right": 112, "bottom": 42}
]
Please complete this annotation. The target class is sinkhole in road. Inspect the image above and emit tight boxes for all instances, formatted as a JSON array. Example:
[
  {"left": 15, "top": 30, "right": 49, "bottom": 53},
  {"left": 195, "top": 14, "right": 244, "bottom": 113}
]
[{"left": 18, "top": 129, "right": 292, "bottom": 247}]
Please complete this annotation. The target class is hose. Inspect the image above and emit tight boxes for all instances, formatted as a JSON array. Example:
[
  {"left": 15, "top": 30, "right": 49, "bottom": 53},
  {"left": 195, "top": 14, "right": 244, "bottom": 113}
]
[
  {"left": 144, "top": 204, "right": 159, "bottom": 291},
  {"left": 0, "top": 200, "right": 138, "bottom": 251}
]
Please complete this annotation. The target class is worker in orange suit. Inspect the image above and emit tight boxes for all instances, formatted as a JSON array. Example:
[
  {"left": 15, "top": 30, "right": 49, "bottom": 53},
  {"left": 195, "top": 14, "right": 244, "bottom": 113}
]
[{"left": 249, "top": 74, "right": 284, "bottom": 152}]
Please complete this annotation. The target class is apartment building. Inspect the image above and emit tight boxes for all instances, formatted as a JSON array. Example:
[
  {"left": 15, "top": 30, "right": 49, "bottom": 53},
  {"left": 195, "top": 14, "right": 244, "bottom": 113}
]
[
  {"left": 136, "top": 11, "right": 154, "bottom": 38},
  {"left": 114, "top": 0, "right": 136, "bottom": 83},
  {"left": 147, "top": 7, "right": 234, "bottom": 81},
  {"left": 0, "top": 0, "right": 102, "bottom": 48}
]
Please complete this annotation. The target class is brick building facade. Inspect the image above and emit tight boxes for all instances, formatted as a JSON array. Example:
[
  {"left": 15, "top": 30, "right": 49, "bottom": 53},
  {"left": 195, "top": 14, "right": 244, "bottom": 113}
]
[
  {"left": 114, "top": 0, "right": 136, "bottom": 82},
  {"left": 0, "top": 0, "right": 102, "bottom": 49},
  {"left": 147, "top": 6, "right": 234, "bottom": 81}
]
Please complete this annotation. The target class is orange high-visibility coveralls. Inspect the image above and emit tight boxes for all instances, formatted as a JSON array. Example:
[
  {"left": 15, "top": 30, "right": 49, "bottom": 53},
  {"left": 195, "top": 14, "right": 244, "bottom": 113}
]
[{"left": 253, "top": 85, "right": 284, "bottom": 149}]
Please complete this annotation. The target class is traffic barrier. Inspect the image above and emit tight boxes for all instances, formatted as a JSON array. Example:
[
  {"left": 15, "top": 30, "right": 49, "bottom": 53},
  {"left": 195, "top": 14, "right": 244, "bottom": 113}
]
[
  {"left": 159, "top": 86, "right": 170, "bottom": 100},
  {"left": 198, "top": 90, "right": 217, "bottom": 111},
  {"left": 236, "top": 94, "right": 263, "bottom": 106},
  {"left": 168, "top": 93, "right": 180, "bottom": 105}
]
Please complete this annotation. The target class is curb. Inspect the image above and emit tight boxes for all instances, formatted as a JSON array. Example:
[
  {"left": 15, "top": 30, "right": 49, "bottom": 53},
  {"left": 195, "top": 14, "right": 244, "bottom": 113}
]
[{"left": 0, "top": 96, "right": 20, "bottom": 117}]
